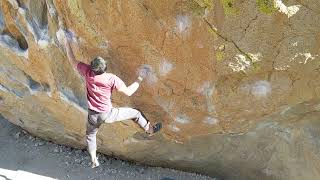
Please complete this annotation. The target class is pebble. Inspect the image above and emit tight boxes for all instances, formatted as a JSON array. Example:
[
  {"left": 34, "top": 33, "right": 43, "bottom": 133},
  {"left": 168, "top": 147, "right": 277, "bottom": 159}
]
[
  {"left": 139, "top": 168, "right": 145, "bottom": 174},
  {"left": 28, "top": 136, "right": 35, "bottom": 141},
  {"left": 75, "top": 159, "right": 81, "bottom": 163},
  {"left": 53, "top": 147, "right": 59, "bottom": 153},
  {"left": 14, "top": 132, "right": 21, "bottom": 139},
  {"left": 46, "top": 141, "right": 52, "bottom": 145},
  {"left": 111, "top": 169, "right": 117, "bottom": 174}
]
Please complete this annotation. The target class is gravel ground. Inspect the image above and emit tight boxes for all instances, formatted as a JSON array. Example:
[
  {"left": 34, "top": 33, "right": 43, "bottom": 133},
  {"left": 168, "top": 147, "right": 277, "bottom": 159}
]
[{"left": 0, "top": 116, "right": 216, "bottom": 180}]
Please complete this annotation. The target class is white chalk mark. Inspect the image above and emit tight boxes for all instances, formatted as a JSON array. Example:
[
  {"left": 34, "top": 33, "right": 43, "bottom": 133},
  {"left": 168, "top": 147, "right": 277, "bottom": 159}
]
[
  {"left": 137, "top": 64, "right": 158, "bottom": 85},
  {"left": 248, "top": 53, "right": 262, "bottom": 63},
  {"left": 38, "top": 39, "right": 49, "bottom": 48},
  {"left": 176, "top": 15, "right": 192, "bottom": 35},
  {"left": 47, "top": 2, "right": 57, "bottom": 18},
  {"left": 274, "top": 0, "right": 301, "bottom": 18},
  {"left": 17, "top": 7, "right": 26, "bottom": 14},
  {"left": 228, "top": 54, "right": 249, "bottom": 72},
  {"left": 137, "top": 64, "right": 152, "bottom": 78},
  {"left": 251, "top": 81, "right": 271, "bottom": 97},
  {"left": 229, "top": 53, "right": 262, "bottom": 72},
  {"left": 175, "top": 114, "right": 191, "bottom": 124},
  {"left": 274, "top": 65, "right": 290, "bottom": 71},
  {"left": 49, "top": 7, "right": 57, "bottom": 17},
  {"left": 56, "top": 28, "right": 78, "bottom": 49},
  {"left": 159, "top": 59, "right": 173, "bottom": 76},
  {"left": 290, "top": 53, "right": 318, "bottom": 64},
  {"left": 99, "top": 40, "right": 111, "bottom": 49},
  {"left": 64, "top": 29, "right": 77, "bottom": 43},
  {"left": 203, "top": 116, "right": 218, "bottom": 125},
  {"left": 242, "top": 80, "right": 271, "bottom": 98},
  {"left": 56, "top": 28, "right": 65, "bottom": 45},
  {"left": 198, "top": 81, "right": 216, "bottom": 113}
]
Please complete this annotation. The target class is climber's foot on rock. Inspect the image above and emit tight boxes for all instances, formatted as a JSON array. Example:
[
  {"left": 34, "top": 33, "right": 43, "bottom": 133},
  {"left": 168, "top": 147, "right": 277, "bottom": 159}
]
[
  {"left": 146, "top": 122, "right": 162, "bottom": 136},
  {"left": 91, "top": 158, "right": 100, "bottom": 168}
]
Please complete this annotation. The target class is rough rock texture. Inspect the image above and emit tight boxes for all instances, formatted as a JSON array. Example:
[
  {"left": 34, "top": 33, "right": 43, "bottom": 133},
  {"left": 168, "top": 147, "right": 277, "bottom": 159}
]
[{"left": 0, "top": 0, "right": 319, "bottom": 179}]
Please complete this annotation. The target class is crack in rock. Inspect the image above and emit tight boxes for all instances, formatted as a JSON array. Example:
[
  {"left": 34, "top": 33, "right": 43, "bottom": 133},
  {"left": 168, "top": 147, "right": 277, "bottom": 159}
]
[{"left": 203, "top": 18, "right": 255, "bottom": 64}]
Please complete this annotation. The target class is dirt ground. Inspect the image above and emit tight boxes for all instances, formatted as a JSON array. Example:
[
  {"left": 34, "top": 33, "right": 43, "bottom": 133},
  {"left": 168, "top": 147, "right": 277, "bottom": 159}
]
[{"left": 0, "top": 116, "right": 216, "bottom": 180}]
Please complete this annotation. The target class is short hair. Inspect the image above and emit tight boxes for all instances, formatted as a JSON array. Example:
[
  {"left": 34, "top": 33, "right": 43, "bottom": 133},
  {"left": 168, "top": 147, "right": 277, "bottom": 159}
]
[{"left": 90, "top": 57, "right": 107, "bottom": 75}]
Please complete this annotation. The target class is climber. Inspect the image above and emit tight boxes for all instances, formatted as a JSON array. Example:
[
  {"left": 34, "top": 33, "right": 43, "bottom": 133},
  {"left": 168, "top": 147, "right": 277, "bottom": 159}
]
[{"left": 60, "top": 30, "right": 162, "bottom": 168}]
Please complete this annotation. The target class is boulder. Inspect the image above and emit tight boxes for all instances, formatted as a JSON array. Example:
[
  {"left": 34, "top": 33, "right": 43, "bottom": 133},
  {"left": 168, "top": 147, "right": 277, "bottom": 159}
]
[{"left": 0, "top": 0, "right": 320, "bottom": 179}]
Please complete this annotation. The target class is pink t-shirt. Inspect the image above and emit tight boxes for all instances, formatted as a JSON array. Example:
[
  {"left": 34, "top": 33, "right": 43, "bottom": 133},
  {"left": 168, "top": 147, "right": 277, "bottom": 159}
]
[{"left": 77, "top": 62, "right": 125, "bottom": 112}]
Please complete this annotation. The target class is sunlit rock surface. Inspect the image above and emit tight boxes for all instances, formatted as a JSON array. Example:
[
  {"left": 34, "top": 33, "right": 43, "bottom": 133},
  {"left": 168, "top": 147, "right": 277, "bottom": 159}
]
[{"left": 0, "top": 0, "right": 320, "bottom": 179}]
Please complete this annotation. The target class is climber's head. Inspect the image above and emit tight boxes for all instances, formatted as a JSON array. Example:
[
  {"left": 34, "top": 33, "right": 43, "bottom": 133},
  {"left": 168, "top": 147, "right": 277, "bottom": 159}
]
[{"left": 90, "top": 57, "right": 107, "bottom": 75}]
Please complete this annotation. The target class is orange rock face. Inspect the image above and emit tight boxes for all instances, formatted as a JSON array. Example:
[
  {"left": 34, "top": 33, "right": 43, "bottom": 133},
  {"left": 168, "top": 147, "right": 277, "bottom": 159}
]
[{"left": 1, "top": 0, "right": 320, "bottom": 179}]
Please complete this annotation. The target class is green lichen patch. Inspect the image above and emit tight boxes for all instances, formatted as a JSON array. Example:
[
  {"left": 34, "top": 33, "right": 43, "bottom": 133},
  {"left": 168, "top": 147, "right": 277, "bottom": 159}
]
[
  {"left": 66, "top": 0, "right": 101, "bottom": 43},
  {"left": 252, "top": 62, "right": 261, "bottom": 72},
  {"left": 207, "top": 27, "right": 217, "bottom": 37},
  {"left": 256, "top": 0, "right": 276, "bottom": 14},
  {"left": 186, "top": 0, "right": 214, "bottom": 16},
  {"left": 200, "top": 0, "right": 214, "bottom": 10},
  {"left": 187, "top": 1, "right": 207, "bottom": 16},
  {"left": 221, "top": 0, "right": 238, "bottom": 15},
  {"left": 67, "top": 0, "right": 86, "bottom": 23},
  {"left": 216, "top": 51, "right": 225, "bottom": 61}
]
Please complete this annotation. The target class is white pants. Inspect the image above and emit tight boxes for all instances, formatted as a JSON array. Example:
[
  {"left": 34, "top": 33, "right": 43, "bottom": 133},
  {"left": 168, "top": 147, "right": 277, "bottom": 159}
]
[{"left": 86, "top": 108, "right": 149, "bottom": 152}]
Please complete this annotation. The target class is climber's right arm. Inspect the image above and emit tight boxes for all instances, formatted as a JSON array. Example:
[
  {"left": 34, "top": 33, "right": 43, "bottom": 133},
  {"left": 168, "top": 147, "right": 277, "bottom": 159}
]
[
  {"left": 116, "top": 76, "right": 143, "bottom": 97},
  {"left": 64, "top": 36, "right": 79, "bottom": 68}
]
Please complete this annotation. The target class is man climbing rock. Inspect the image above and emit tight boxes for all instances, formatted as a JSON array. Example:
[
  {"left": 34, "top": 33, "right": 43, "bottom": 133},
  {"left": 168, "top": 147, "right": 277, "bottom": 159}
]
[{"left": 60, "top": 30, "right": 162, "bottom": 168}]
